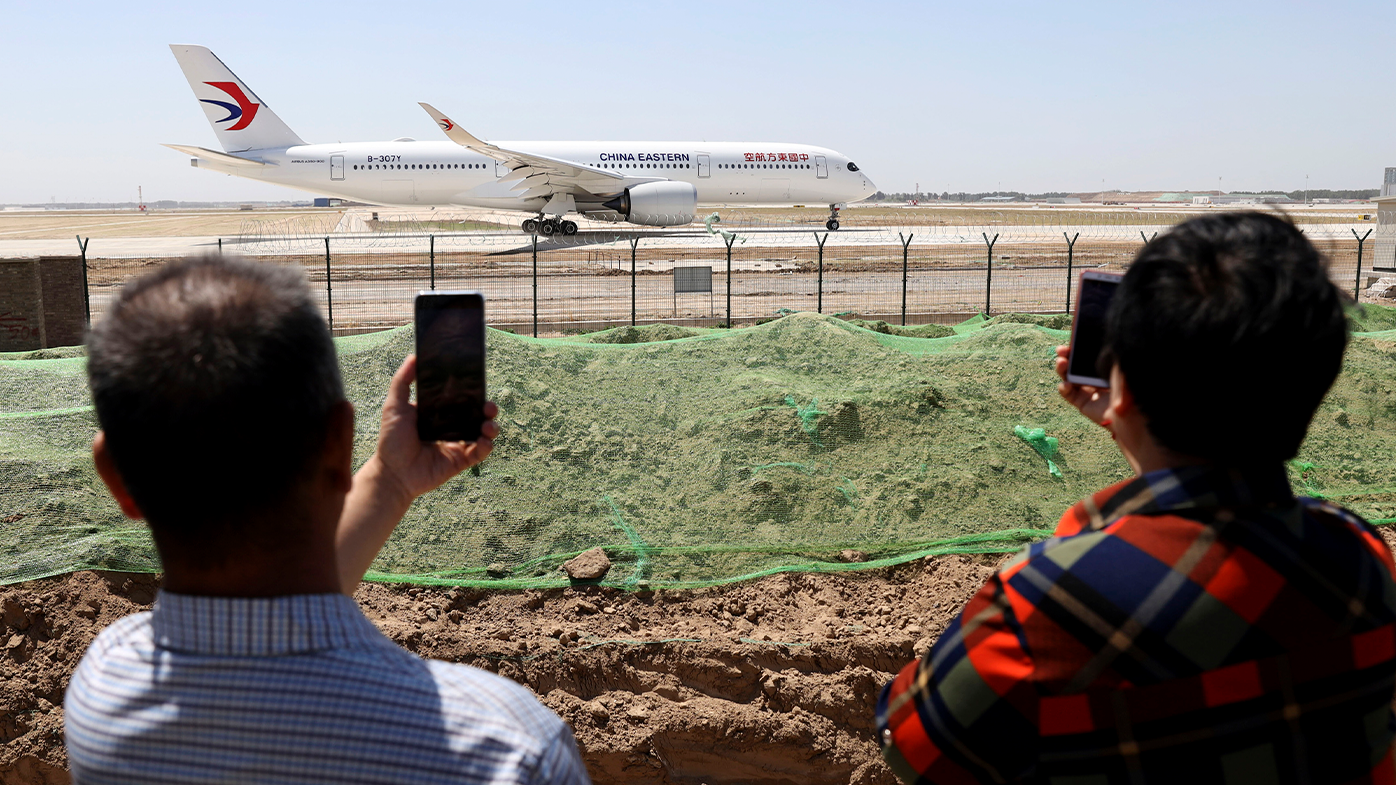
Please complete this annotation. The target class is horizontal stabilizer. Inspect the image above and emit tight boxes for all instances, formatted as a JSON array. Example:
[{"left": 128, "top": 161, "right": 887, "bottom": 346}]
[{"left": 162, "top": 144, "right": 272, "bottom": 166}]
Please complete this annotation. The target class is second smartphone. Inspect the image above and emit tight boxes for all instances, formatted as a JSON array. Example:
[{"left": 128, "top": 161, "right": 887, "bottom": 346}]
[
  {"left": 1066, "top": 271, "right": 1123, "bottom": 388},
  {"left": 414, "top": 291, "right": 486, "bottom": 442}
]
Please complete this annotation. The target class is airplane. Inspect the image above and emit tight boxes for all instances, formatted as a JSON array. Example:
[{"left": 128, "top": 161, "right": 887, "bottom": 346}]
[{"left": 166, "top": 45, "right": 876, "bottom": 235}]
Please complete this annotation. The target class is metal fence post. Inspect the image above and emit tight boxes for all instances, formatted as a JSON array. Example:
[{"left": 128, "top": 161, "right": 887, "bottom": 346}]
[
  {"left": 1064, "top": 232, "right": 1079, "bottom": 314},
  {"left": 324, "top": 237, "right": 333, "bottom": 331},
  {"left": 532, "top": 234, "right": 539, "bottom": 337},
  {"left": 75, "top": 235, "right": 90, "bottom": 327},
  {"left": 1355, "top": 228, "right": 1374, "bottom": 300},
  {"left": 630, "top": 236, "right": 640, "bottom": 326},
  {"left": 899, "top": 232, "right": 914, "bottom": 325},
  {"left": 983, "top": 232, "right": 999, "bottom": 316},
  {"left": 725, "top": 233, "right": 737, "bottom": 327},
  {"left": 217, "top": 237, "right": 222, "bottom": 255},
  {"left": 1141, "top": 231, "right": 1157, "bottom": 245},
  {"left": 429, "top": 234, "right": 436, "bottom": 290},
  {"left": 815, "top": 232, "right": 828, "bottom": 314}
]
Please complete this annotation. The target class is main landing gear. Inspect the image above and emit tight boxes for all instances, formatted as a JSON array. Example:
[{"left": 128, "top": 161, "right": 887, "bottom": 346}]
[
  {"left": 825, "top": 205, "right": 841, "bottom": 232},
  {"left": 522, "top": 216, "right": 578, "bottom": 236}
]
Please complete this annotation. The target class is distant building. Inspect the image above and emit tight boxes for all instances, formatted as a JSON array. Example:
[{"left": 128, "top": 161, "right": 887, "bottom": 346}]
[
  {"left": 1045, "top": 197, "right": 1082, "bottom": 205},
  {"left": 1374, "top": 194, "right": 1396, "bottom": 225},
  {"left": 980, "top": 195, "right": 1017, "bottom": 203},
  {"left": 1383, "top": 168, "right": 1396, "bottom": 197},
  {"left": 1206, "top": 193, "right": 1294, "bottom": 205}
]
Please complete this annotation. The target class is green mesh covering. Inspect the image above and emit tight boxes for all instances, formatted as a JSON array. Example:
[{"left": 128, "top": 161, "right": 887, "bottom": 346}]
[
  {"left": 4, "top": 308, "right": 1396, "bottom": 588},
  {"left": 1014, "top": 426, "right": 1063, "bottom": 478}
]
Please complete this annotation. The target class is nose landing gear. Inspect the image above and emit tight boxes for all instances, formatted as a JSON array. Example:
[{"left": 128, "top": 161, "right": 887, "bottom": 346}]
[
  {"left": 825, "top": 205, "right": 841, "bottom": 232},
  {"left": 521, "top": 217, "right": 579, "bottom": 236}
]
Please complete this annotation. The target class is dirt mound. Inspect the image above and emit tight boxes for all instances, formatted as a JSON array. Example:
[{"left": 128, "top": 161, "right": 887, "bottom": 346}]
[
  {"left": 846, "top": 319, "right": 956, "bottom": 339},
  {"left": 1351, "top": 303, "right": 1396, "bottom": 333},
  {"left": 0, "top": 553, "right": 1005, "bottom": 785},
  {"left": 1, "top": 571, "right": 158, "bottom": 785},
  {"left": 584, "top": 324, "right": 708, "bottom": 344},
  {"left": 983, "top": 312, "right": 1072, "bottom": 331},
  {"left": 0, "top": 348, "right": 86, "bottom": 361}
]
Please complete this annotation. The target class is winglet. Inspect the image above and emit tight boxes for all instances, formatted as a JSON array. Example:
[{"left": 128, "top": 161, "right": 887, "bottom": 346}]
[{"left": 418, "top": 102, "right": 493, "bottom": 150}]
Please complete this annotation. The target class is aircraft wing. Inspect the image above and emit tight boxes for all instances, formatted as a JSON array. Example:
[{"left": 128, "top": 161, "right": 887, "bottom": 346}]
[{"left": 418, "top": 103, "right": 625, "bottom": 199}]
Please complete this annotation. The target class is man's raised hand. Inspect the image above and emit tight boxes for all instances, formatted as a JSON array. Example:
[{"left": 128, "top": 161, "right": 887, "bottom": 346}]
[{"left": 376, "top": 355, "right": 499, "bottom": 504}]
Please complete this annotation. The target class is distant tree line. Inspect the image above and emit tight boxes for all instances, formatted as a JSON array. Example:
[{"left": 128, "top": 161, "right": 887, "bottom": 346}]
[
  {"left": 1277, "top": 189, "right": 1379, "bottom": 201},
  {"left": 868, "top": 188, "right": 1380, "bottom": 203},
  {"left": 868, "top": 191, "right": 1071, "bottom": 202},
  {"left": 6, "top": 200, "right": 312, "bottom": 210}
]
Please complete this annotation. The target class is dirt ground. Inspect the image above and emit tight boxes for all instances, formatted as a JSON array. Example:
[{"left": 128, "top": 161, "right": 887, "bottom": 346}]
[
  {"left": 0, "top": 553, "right": 1004, "bottom": 785},
  {"left": 7, "top": 533, "right": 1396, "bottom": 785}
]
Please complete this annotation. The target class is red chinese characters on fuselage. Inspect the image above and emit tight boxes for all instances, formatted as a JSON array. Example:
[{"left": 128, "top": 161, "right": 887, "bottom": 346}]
[{"left": 742, "top": 153, "right": 809, "bottom": 163}]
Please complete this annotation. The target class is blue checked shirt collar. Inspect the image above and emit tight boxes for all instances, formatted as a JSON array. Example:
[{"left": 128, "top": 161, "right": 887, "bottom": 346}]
[
  {"left": 150, "top": 591, "right": 383, "bottom": 656},
  {"left": 1091, "top": 463, "right": 1295, "bottom": 530}
]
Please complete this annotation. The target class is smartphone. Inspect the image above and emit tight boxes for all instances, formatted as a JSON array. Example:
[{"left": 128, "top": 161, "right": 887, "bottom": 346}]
[
  {"left": 1066, "top": 271, "right": 1123, "bottom": 388},
  {"left": 414, "top": 291, "right": 486, "bottom": 442}
]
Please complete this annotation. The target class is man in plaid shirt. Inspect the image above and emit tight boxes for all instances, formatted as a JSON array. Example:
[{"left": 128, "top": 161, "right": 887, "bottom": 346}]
[{"left": 877, "top": 213, "right": 1396, "bottom": 784}]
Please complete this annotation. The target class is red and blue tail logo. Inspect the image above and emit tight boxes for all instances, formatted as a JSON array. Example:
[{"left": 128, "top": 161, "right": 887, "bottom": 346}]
[{"left": 200, "top": 81, "right": 259, "bottom": 131}]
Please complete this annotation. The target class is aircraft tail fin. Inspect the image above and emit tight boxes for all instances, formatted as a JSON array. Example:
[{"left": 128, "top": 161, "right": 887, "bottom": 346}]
[{"left": 169, "top": 44, "right": 306, "bottom": 152}]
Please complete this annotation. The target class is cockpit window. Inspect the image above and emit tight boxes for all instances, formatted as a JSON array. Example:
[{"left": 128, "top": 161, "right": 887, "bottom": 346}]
[{"left": 847, "top": 162, "right": 860, "bottom": 172}]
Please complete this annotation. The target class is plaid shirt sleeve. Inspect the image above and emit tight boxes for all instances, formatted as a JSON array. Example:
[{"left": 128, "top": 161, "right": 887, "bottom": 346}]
[
  {"left": 878, "top": 569, "right": 1040, "bottom": 784},
  {"left": 875, "top": 482, "right": 1132, "bottom": 784}
]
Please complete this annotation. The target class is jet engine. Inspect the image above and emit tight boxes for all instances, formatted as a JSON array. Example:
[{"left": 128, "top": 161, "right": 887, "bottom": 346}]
[{"left": 603, "top": 181, "right": 697, "bottom": 226}]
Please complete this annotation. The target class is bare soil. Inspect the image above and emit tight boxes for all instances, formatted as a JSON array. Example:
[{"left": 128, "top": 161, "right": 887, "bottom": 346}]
[
  {"left": 0, "top": 553, "right": 1004, "bottom": 785},
  {"left": 9, "top": 529, "right": 1393, "bottom": 785}
]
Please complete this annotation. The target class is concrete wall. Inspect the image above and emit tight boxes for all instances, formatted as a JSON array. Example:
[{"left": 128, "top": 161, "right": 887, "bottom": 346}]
[
  {"left": 0, "top": 256, "right": 86, "bottom": 351},
  {"left": 1376, "top": 196, "right": 1396, "bottom": 227}
]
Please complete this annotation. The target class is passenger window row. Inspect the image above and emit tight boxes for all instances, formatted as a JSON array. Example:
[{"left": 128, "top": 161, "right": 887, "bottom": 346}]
[
  {"left": 352, "top": 163, "right": 489, "bottom": 171},
  {"left": 590, "top": 163, "right": 691, "bottom": 170}
]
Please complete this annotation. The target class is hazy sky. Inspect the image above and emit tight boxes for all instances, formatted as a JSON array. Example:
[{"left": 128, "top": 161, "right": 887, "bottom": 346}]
[{"left": 2, "top": 0, "right": 1390, "bottom": 203}]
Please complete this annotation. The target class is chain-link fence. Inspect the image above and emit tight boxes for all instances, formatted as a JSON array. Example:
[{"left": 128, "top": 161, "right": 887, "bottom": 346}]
[{"left": 77, "top": 208, "right": 1396, "bottom": 335}]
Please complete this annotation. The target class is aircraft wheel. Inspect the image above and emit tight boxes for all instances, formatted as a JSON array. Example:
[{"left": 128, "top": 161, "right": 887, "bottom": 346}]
[
  {"left": 522, "top": 218, "right": 538, "bottom": 233},
  {"left": 561, "top": 220, "right": 578, "bottom": 236},
  {"left": 826, "top": 219, "right": 840, "bottom": 231},
  {"left": 539, "top": 220, "right": 558, "bottom": 236}
]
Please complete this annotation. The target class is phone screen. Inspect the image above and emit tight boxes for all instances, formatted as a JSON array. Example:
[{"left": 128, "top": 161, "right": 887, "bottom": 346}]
[
  {"left": 415, "top": 292, "right": 486, "bottom": 442},
  {"left": 1067, "top": 274, "right": 1121, "bottom": 387}
]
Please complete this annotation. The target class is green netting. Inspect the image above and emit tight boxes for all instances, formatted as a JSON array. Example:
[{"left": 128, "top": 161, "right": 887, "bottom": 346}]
[
  {"left": 5, "top": 308, "right": 1396, "bottom": 589},
  {"left": 1014, "top": 426, "right": 1063, "bottom": 478}
]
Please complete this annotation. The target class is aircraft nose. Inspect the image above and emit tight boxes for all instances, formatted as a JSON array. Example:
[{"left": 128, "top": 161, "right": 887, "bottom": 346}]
[{"left": 860, "top": 173, "right": 877, "bottom": 199}]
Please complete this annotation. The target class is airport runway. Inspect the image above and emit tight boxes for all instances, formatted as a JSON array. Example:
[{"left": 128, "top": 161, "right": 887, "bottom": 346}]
[{"left": 0, "top": 217, "right": 1378, "bottom": 260}]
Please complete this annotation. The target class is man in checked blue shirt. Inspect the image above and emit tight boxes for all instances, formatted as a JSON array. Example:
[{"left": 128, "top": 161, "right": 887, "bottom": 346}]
[{"left": 65, "top": 256, "right": 591, "bottom": 784}]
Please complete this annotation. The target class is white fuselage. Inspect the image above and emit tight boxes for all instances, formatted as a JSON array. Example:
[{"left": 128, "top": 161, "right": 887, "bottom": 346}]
[{"left": 194, "top": 141, "right": 876, "bottom": 212}]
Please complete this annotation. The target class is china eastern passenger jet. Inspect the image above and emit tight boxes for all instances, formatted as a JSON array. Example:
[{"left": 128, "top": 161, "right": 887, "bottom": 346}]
[{"left": 167, "top": 45, "right": 876, "bottom": 235}]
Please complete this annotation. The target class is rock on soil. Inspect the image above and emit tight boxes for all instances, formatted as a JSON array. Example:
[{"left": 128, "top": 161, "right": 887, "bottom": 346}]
[
  {"left": 0, "top": 552, "right": 1011, "bottom": 785},
  {"left": 563, "top": 547, "right": 612, "bottom": 581}
]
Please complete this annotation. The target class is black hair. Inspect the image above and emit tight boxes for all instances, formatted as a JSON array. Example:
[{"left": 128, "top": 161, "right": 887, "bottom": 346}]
[
  {"left": 87, "top": 256, "right": 343, "bottom": 563},
  {"left": 1105, "top": 212, "right": 1348, "bottom": 464}
]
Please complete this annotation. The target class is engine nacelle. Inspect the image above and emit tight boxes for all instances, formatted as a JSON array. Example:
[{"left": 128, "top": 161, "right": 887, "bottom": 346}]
[{"left": 603, "top": 181, "right": 697, "bottom": 226}]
